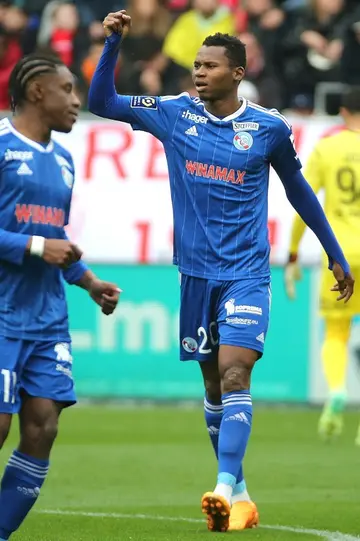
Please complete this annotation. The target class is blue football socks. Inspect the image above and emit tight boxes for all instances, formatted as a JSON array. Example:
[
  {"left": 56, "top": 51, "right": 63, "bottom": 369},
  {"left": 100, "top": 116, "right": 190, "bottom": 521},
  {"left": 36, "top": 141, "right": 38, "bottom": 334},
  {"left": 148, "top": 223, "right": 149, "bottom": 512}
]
[
  {"left": 0, "top": 450, "right": 49, "bottom": 539},
  {"left": 204, "top": 396, "right": 223, "bottom": 459},
  {"left": 215, "top": 391, "right": 252, "bottom": 502}
]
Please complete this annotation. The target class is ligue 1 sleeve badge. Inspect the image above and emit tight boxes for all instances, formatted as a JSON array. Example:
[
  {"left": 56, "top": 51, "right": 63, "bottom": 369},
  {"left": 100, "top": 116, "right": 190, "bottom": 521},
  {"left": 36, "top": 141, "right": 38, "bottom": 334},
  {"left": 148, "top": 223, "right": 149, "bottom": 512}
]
[{"left": 233, "top": 132, "right": 253, "bottom": 151}]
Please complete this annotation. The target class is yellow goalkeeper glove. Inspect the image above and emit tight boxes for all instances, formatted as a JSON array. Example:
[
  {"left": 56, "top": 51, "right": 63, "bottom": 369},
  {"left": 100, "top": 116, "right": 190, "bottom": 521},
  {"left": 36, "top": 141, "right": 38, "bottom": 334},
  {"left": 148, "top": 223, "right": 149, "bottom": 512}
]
[{"left": 284, "top": 254, "right": 302, "bottom": 300}]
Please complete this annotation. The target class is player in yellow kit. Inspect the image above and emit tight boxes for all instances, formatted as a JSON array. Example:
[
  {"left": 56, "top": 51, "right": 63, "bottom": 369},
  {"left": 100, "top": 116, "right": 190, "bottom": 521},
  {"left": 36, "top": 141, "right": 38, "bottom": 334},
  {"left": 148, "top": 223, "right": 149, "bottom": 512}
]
[{"left": 285, "top": 86, "right": 360, "bottom": 444}]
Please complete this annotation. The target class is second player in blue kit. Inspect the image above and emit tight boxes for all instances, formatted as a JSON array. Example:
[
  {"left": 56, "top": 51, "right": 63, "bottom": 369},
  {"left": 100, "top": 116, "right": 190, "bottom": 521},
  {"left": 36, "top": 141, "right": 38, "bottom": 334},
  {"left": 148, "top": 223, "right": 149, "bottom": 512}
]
[
  {"left": 89, "top": 10, "right": 354, "bottom": 533},
  {"left": 0, "top": 54, "right": 121, "bottom": 539}
]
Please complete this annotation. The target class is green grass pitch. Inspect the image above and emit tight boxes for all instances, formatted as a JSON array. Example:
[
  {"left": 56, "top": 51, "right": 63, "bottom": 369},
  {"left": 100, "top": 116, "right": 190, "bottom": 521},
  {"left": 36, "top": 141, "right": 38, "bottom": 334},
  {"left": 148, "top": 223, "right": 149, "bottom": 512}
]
[{"left": 3, "top": 405, "right": 360, "bottom": 540}]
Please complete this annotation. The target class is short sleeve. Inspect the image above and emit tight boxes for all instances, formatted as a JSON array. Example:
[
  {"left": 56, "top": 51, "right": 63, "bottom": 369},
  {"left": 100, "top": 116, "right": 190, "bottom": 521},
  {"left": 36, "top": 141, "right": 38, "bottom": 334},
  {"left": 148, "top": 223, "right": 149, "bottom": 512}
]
[{"left": 269, "top": 116, "right": 302, "bottom": 179}]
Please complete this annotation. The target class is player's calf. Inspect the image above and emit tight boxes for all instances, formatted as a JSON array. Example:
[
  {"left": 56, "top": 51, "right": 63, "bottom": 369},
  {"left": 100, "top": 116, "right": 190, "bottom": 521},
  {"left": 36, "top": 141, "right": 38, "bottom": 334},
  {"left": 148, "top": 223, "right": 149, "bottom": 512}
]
[
  {"left": 0, "top": 398, "right": 60, "bottom": 539},
  {"left": 0, "top": 414, "right": 12, "bottom": 450}
]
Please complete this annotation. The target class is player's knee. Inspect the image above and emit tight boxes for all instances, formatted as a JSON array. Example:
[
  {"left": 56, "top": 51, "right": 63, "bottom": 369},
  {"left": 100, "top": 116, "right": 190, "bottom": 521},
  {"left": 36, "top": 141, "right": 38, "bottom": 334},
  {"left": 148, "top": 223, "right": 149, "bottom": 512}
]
[
  {"left": 0, "top": 416, "right": 11, "bottom": 449},
  {"left": 204, "top": 379, "right": 222, "bottom": 403},
  {"left": 221, "top": 365, "right": 251, "bottom": 393},
  {"left": 22, "top": 417, "right": 59, "bottom": 450}
]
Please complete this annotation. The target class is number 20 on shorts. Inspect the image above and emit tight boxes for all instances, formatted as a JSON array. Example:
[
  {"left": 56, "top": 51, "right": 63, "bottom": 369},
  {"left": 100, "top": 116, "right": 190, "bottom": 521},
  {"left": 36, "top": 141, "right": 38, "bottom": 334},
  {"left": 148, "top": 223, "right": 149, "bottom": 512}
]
[{"left": 198, "top": 322, "right": 219, "bottom": 354}]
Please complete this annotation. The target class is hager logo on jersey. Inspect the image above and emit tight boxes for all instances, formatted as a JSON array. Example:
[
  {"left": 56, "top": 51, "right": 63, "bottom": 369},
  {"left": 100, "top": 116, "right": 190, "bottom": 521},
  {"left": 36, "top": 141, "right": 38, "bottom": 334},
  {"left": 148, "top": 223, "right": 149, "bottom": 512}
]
[
  {"left": 233, "top": 132, "right": 253, "bottom": 151},
  {"left": 5, "top": 149, "right": 33, "bottom": 161},
  {"left": 182, "top": 110, "right": 208, "bottom": 124}
]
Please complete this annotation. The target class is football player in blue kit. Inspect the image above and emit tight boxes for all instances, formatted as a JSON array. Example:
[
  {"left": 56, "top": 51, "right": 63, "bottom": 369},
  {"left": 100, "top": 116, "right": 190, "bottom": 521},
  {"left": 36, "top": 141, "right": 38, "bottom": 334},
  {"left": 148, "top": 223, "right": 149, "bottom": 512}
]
[
  {"left": 0, "top": 54, "right": 120, "bottom": 539},
  {"left": 89, "top": 11, "right": 354, "bottom": 533}
]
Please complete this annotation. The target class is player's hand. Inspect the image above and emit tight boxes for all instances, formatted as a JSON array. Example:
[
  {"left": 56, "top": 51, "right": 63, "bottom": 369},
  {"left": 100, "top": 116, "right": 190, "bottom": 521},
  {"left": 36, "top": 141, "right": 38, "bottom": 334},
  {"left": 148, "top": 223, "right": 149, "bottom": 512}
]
[
  {"left": 103, "top": 10, "right": 131, "bottom": 38},
  {"left": 89, "top": 279, "right": 121, "bottom": 315},
  {"left": 284, "top": 259, "right": 302, "bottom": 300},
  {"left": 331, "top": 262, "right": 355, "bottom": 303},
  {"left": 42, "top": 239, "right": 82, "bottom": 268}
]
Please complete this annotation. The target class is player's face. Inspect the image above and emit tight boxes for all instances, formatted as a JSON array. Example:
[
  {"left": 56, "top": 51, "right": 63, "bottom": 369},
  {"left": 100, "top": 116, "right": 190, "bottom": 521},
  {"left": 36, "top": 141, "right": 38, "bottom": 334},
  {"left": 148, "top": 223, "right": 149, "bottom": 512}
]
[
  {"left": 192, "top": 46, "right": 243, "bottom": 101},
  {"left": 40, "top": 66, "right": 80, "bottom": 133}
]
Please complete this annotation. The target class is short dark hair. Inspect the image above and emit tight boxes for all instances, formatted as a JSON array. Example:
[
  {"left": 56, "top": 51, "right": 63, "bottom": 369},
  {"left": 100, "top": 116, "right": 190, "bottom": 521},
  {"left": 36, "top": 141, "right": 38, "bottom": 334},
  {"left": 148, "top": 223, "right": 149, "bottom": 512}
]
[
  {"left": 9, "top": 53, "right": 63, "bottom": 112},
  {"left": 341, "top": 86, "right": 360, "bottom": 113},
  {"left": 202, "top": 33, "right": 246, "bottom": 69}
]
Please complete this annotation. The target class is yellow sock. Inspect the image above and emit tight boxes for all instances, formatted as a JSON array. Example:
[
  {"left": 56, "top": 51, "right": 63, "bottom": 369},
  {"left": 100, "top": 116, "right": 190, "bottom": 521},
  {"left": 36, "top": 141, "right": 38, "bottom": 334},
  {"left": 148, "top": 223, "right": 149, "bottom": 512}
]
[{"left": 321, "top": 317, "right": 351, "bottom": 412}]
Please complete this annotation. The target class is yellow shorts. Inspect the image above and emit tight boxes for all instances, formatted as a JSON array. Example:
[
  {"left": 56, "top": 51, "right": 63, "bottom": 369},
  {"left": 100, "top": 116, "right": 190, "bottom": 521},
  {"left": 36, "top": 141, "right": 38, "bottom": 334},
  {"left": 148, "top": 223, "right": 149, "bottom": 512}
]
[{"left": 320, "top": 266, "right": 360, "bottom": 318}]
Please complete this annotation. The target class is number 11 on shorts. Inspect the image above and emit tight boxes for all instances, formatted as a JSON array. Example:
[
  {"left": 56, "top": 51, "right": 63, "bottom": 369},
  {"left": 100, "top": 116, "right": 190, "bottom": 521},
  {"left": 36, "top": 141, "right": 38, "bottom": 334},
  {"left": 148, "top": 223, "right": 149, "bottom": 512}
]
[{"left": 1, "top": 369, "right": 17, "bottom": 404}]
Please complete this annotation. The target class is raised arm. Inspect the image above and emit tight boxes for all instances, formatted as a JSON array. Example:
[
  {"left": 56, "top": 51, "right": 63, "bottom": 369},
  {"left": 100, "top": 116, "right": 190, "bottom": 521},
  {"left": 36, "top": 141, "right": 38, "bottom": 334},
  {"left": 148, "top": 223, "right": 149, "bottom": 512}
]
[
  {"left": 88, "top": 10, "right": 170, "bottom": 140},
  {"left": 87, "top": 11, "right": 131, "bottom": 119}
]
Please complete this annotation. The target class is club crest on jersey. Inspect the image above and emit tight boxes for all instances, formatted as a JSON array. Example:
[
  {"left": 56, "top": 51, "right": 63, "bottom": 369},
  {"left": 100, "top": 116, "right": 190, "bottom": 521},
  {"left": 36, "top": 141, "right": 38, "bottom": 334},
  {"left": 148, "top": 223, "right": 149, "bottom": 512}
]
[
  {"left": 61, "top": 166, "right": 74, "bottom": 189},
  {"left": 130, "top": 96, "right": 157, "bottom": 110},
  {"left": 182, "top": 337, "right": 198, "bottom": 353},
  {"left": 233, "top": 132, "right": 253, "bottom": 151}
]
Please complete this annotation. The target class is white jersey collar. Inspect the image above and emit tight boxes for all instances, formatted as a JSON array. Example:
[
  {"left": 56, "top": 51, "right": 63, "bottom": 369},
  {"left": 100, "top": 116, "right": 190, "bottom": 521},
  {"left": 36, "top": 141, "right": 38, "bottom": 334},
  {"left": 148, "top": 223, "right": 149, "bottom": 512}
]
[
  {"left": 2, "top": 118, "right": 54, "bottom": 153},
  {"left": 201, "top": 98, "right": 247, "bottom": 122}
]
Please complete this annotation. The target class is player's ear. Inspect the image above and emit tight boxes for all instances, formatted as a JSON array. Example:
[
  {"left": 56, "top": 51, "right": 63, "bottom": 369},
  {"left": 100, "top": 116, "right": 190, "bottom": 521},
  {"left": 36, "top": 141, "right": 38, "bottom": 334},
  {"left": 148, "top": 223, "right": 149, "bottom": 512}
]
[
  {"left": 26, "top": 80, "right": 44, "bottom": 104},
  {"left": 234, "top": 66, "right": 245, "bottom": 83}
]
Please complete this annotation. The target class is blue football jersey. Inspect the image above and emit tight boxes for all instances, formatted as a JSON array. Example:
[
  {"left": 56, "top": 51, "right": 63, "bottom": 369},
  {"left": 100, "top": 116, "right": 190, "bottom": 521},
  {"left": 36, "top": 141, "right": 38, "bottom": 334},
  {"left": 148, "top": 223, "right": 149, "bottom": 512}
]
[
  {"left": 111, "top": 94, "right": 302, "bottom": 280},
  {"left": 0, "top": 118, "right": 81, "bottom": 341}
]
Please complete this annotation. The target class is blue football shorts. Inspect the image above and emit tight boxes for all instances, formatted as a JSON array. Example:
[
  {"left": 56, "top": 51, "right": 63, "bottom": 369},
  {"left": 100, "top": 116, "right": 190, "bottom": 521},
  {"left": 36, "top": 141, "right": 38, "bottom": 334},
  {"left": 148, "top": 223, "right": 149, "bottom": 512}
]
[
  {"left": 179, "top": 274, "right": 271, "bottom": 362},
  {"left": 0, "top": 337, "right": 76, "bottom": 414}
]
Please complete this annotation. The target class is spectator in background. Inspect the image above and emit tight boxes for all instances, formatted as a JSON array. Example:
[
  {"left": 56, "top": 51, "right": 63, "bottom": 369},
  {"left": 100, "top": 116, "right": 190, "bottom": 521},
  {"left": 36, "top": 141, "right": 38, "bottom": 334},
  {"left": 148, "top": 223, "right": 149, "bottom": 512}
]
[
  {"left": 341, "top": 6, "right": 360, "bottom": 86},
  {"left": 37, "top": 3, "right": 89, "bottom": 70},
  {"left": 116, "top": 0, "right": 172, "bottom": 95},
  {"left": 81, "top": 39, "right": 108, "bottom": 89},
  {"left": 139, "top": 0, "right": 234, "bottom": 94},
  {"left": 74, "top": 0, "right": 127, "bottom": 26},
  {"left": 233, "top": 0, "right": 284, "bottom": 108},
  {"left": 49, "top": 2, "right": 79, "bottom": 67},
  {"left": 279, "top": 0, "right": 348, "bottom": 112},
  {"left": 238, "top": 31, "right": 282, "bottom": 108},
  {"left": 163, "top": 0, "right": 234, "bottom": 72},
  {"left": 235, "top": 0, "right": 285, "bottom": 49},
  {"left": 0, "top": 24, "right": 21, "bottom": 110},
  {"left": 0, "top": 3, "right": 30, "bottom": 110}
]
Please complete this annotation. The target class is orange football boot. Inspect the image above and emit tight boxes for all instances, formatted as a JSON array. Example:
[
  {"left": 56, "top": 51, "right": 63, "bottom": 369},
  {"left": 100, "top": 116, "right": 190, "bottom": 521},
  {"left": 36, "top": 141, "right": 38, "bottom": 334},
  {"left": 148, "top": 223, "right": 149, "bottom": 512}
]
[
  {"left": 201, "top": 492, "right": 231, "bottom": 532},
  {"left": 228, "top": 501, "right": 259, "bottom": 531}
]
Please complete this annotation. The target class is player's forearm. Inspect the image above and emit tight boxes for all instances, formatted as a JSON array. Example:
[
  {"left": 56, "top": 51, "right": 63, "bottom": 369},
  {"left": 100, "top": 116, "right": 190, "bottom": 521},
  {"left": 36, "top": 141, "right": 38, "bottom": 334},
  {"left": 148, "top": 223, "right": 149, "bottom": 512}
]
[
  {"left": 60, "top": 229, "right": 90, "bottom": 284},
  {"left": 88, "top": 33, "right": 124, "bottom": 119},
  {"left": 282, "top": 170, "right": 350, "bottom": 273},
  {"left": 62, "top": 261, "right": 90, "bottom": 286},
  {"left": 0, "top": 229, "right": 31, "bottom": 265}
]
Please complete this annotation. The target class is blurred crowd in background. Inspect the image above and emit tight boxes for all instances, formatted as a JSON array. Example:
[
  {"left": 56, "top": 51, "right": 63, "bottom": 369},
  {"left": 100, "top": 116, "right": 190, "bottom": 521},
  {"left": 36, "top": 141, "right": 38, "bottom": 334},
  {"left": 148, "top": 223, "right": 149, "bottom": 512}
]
[{"left": 0, "top": 0, "right": 360, "bottom": 114}]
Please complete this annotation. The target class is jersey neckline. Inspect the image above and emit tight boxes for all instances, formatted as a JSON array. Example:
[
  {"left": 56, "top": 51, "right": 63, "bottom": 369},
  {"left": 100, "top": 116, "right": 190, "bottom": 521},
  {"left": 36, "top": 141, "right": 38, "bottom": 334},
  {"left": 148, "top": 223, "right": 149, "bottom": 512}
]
[
  {"left": 199, "top": 98, "right": 247, "bottom": 122},
  {"left": 2, "top": 118, "right": 54, "bottom": 153}
]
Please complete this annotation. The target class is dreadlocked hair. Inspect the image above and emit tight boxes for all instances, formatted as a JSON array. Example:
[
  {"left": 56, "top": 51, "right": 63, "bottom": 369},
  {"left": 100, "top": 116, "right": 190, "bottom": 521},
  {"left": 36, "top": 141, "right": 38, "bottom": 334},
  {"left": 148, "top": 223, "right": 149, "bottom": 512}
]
[{"left": 9, "top": 53, "right": 63, "bottom": 112}]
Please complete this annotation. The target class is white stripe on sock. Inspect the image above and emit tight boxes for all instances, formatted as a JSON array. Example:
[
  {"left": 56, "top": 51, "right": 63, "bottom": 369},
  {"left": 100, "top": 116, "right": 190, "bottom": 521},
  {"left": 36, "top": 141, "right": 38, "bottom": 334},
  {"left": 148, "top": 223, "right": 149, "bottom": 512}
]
[
  {"left": 224, "top": 402, "right": 252, "bottom": 404},
  {"left": 204, "top": 399, "right": 223, "bottom": 410},
  {"left": 223, "top": 399, "right": 252, "bottom": 405},
  {"left": 10, "top": 455, "right": 49, "bottom": 473},
  {"left": 8, "top": 461, "right": 48, "bottom": 479}
]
